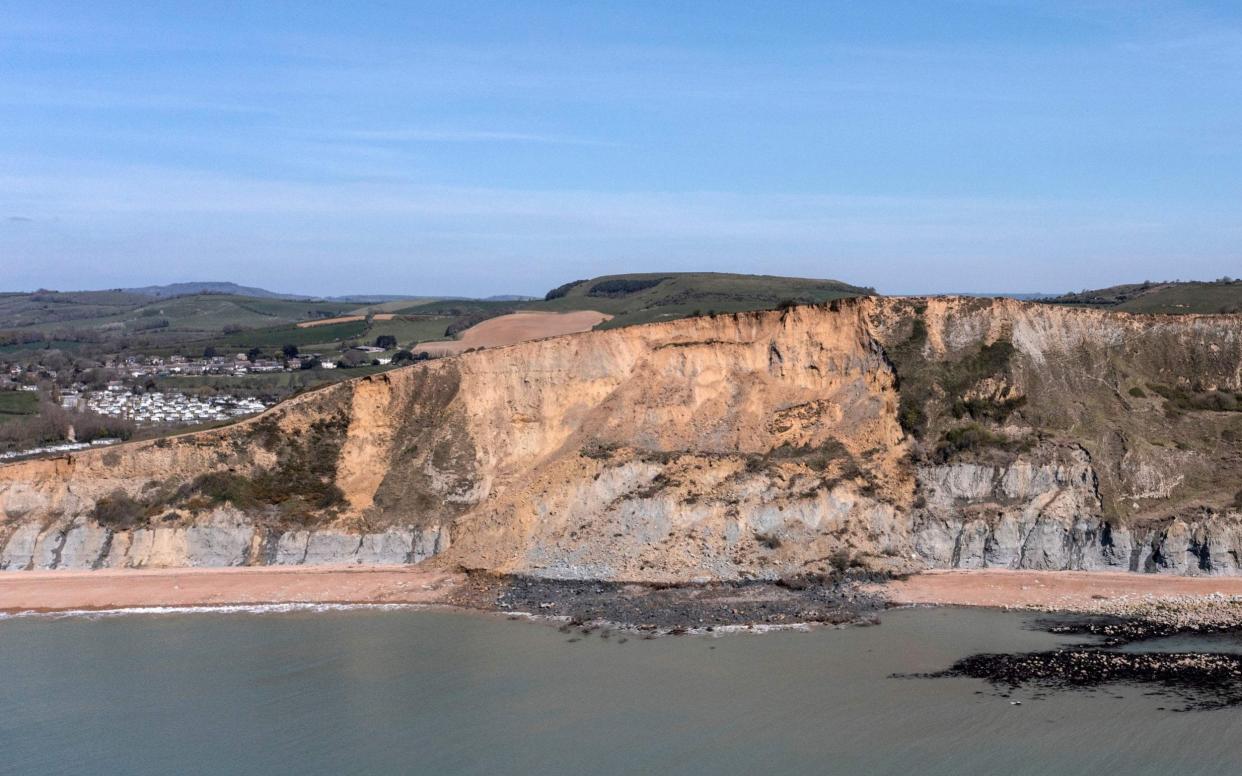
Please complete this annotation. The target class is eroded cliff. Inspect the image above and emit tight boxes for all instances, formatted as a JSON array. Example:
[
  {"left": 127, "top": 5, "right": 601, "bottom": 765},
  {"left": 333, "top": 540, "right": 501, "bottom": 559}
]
[{"left": 2, "top": 297, "right": 1241, "bottom": 579}]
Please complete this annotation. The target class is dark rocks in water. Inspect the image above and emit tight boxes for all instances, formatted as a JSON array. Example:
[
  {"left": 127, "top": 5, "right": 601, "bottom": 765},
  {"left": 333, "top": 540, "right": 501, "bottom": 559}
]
[
  {"left": 1034, "top": 614, "right": 1239, "bottom": 647},
  {"left": 446, "top": 571, "right": 886, "bottom": 631},
  {"left": 927, "top": 649, "right": 1242, "bottom": 711}
]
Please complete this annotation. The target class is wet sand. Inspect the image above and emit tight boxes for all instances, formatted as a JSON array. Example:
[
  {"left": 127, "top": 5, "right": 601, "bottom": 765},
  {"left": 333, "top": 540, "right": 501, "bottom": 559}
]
[
  {"left": 885, "top": 569, "right": 1242, "bottom": 609},
  {"left": 0, "top": 566, "right": 462, "bottom": 613}
]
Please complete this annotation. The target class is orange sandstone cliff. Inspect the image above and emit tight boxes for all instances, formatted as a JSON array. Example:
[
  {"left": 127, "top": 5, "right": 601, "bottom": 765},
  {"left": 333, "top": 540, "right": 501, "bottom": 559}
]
[{"left": 2, "top": 297, "right": 1241, "bottom": 580}]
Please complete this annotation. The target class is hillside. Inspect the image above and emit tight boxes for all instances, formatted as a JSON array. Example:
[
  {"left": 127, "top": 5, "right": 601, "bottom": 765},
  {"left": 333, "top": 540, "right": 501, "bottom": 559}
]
[
  {"left": 535, "top": 272, "right": 875, "bottom": 328},
  {"left": 1043, "top": 279, "right": 1242, "bottom": 314},
  {"left": 123, "top": 282, "right": 306, "bottom": 300},
  {"left": 3, "top": 297, "right": 1241, "bottom": 577},
  {"left": 397, "top": 272, "right": 875, "bottom": 334}
]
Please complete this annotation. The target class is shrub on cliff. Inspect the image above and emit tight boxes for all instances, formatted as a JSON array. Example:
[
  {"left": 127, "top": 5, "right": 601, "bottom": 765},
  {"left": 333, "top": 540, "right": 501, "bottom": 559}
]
[
  {"left": 951, "top": 395, "right": 1027, "bottom": 423},
  {"left": 1148, "top": 383, "right": 1242, "bottom": 413},
  {"left": 92, "top": 490, "right": 146, "bottom": 528},
  {"left": 934, "top": 424, "right": 1015, "bottom": 462}
]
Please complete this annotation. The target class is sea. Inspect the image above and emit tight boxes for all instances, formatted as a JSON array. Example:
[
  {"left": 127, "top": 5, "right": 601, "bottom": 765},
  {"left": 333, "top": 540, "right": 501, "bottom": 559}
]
[{"left": 2, "top": 605, "right": 1240, "bottom": 775}]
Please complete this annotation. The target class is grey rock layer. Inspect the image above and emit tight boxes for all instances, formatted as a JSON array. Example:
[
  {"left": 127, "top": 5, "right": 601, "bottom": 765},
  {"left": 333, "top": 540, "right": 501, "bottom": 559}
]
[
  {"left": 0, "top": 512, "right": 450, "bottom": 571},
  {"left": 912, "top": 451, "right": 1242, "bottom": 575}
]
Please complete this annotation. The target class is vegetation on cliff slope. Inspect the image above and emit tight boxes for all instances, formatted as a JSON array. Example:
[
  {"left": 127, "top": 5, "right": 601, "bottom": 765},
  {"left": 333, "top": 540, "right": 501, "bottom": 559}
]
[
  {"left": 883, "top": 306, "right": 1027, "bottom": 462},
  {"left": 91, "top": 411, "right": 350, "bottom": 529}
]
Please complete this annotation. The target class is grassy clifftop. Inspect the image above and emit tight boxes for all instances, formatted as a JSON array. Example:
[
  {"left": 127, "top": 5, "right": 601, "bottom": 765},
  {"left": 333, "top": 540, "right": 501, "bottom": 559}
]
[
  {"left": 1043, "top": 279, "right": 1242, "bottom": 314},
  {"left": 537, "top": 272, "right": 874, "bottom": 328},
  {"left": 400, "top": 272, "right": 873, "bottom": 329}
]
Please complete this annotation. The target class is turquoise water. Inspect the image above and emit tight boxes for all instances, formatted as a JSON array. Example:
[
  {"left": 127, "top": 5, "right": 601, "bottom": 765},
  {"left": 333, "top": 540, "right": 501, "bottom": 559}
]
[{"left": 1, "top": 606, "right": 1239, "bottom": 775}]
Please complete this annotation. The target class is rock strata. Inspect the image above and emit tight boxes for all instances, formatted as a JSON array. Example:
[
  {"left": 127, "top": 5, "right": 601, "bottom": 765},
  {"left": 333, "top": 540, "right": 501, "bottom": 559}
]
[
  {"left": 2, "top": 296, "right": 1241, "bottom": 578},
  {"left": 0, "top": 513, "right": 449, "bottom": 571}
]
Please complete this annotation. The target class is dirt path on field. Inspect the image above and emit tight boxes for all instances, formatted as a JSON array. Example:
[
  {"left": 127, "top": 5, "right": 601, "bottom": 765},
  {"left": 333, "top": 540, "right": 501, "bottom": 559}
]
[
  {"left": 884, "top": 569, "right": 1242, "bottom": 609},
  {"left": 296, "top": 313, "right": 396, "bottom": 328},
  {"left": 414, "top": 310, "right": 611, "bottom": 355},
  {"left": 0, "top": 566, "right": 462, "bottom": 613}
]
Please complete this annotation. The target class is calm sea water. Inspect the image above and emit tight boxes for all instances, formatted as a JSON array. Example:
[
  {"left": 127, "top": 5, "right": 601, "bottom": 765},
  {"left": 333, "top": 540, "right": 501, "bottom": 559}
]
[{"left": 2, "top": 606, "right": 1241, "bottom": 775}]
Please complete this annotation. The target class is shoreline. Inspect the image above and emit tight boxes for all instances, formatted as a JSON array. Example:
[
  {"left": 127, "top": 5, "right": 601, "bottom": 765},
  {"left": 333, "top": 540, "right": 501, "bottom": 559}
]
[
  {"left": 0, "top": 566, "right": 464, "bottom": 615},
  {"left": 882, "top": 568, "right": 1242, "bottom": 609},
  {"left": 6, "top": 567, "right": 1242, "bottom": 627}
]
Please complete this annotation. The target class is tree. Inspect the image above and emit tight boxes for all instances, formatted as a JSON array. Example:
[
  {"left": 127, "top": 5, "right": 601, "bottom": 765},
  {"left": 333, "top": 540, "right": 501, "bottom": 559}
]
[
  {"left": 247, "top": 347, "right": 262, "bottom": 362},
  {"left": 300, "top": 356, "right": 321, "bottom": 370},
  {"left": 374, "top": 334, "right": 397, "bottom": 350},
  {"left": 202, "top": 346, "right": 217, "bottom": 359},
  {"left": 282, "top": 344, "right": 299, "bottom": 359},
  {"left": 391, "top": 349, "right": 416, "bottom": 364}
]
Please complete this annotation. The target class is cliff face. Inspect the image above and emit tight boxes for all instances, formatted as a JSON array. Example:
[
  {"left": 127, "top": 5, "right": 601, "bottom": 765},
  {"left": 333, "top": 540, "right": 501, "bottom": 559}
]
[{"left": 3, "top": 298, "right": 1241, "bottom": 578}]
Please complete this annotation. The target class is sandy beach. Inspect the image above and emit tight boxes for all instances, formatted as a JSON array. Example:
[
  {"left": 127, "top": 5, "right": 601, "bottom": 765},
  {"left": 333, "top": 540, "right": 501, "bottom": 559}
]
[
  {"left": 884, "top": 569, "right": 1242, "bottom": 609},
  {"left": 0, "top": 566, "right": 462, "bottom": 613},
  {"left": 9, "top": 566, "right": 1242, "bottom": 618}
]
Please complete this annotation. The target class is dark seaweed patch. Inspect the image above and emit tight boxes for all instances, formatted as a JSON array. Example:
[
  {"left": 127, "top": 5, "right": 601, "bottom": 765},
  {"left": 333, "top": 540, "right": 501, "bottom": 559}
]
[{"left": 919, "top": 649, "right": 1242, "bottom": 711}]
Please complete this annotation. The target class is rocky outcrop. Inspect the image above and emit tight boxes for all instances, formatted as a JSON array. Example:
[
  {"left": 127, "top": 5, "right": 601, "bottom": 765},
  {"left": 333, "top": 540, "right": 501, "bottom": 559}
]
[
  {"left": 0, "top": 509, "right": 450, "bottom": 571},
  {"left": 2, "top": 296, "right": 1241, "bottom": 579},
  {"left": 911, "top": 450, "right": 1242, "bottom": 575}
]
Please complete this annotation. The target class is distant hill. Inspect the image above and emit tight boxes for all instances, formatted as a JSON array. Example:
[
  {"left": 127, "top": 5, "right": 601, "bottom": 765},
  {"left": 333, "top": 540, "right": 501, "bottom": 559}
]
[
  {"left": 1043, "top": 279, "right": 1242, "bottom": 314},
  {"left": 399, "top": 271, "right": 874, "bottom": 331},
  {"left": 946, "top": 292, "right": 1053, "bottom": 301},
  {"left": 535, "top": 272, "right": 874, "bottom": 329},
  {"left": 119, "top": 282, "right": 533, "bottom": 305},
  {"left": 123, "top": 282, "right": 309, "bottom": 300}
]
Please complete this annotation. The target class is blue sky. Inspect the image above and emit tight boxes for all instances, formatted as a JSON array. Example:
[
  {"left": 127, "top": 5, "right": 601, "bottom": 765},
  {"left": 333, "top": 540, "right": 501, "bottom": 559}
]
[{"left": 2, "top": 1, "right": 1240, "bottom": 297}]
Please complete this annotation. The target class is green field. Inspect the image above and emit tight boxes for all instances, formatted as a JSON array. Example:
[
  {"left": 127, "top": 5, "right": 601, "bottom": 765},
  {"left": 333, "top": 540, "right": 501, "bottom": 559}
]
[
  {"left": 364, "top": 317, "right": 453, "bottom": 347},
  {"left": 215, "top": 320, "right": 371, "bottom": 350},
  {"left": 0, "top": 391, "right": 38, "bottom": 422},
  {"left": 1044, "top": 280, "right": 1242, "bottom": 314},
  {"left": 1, "top": 292, "right": 359, "bottom": 336},
  {"left": 0, "top": 339, "right": 85, "bottom": 354}
]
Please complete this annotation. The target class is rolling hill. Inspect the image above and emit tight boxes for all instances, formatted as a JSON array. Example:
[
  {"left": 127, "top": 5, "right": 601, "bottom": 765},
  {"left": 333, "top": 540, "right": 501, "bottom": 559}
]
[
  {"left": 398, "top": 272, "right": 875, "bottom": 331},
  {"left": 533, "top": 272, "right": 875, "bottom": 328},
  {"left": 122, "top": 282, "right": 304, "bottom": 300},
  {"left": 1042, "top": 279, "right": 1242, "bottom": 314}
]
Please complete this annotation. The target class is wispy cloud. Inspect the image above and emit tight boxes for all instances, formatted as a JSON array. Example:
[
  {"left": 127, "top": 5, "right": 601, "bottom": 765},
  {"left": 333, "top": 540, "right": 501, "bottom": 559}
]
[
  {"left": 332, "top": 128, "right": 620, "bottom": 147},
  {"left": 0, "top": 85, "right": 275, "bottom": 116}
]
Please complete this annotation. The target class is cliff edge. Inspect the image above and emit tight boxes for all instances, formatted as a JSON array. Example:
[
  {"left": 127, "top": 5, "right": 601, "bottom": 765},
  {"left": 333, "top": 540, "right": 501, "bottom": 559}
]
[{"left": 3, "top": 297, "right": 1241, "bottom": 579}]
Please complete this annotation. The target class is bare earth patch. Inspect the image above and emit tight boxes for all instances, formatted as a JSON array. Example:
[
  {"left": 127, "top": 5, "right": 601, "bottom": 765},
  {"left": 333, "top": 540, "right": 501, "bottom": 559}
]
[
  {"left": 414, "top": 310, "right": 611, "bottom": 355},
  {"left": 0, "top": 566, "right": 462, "bottom": 613},
  {"left": 296, "top": 313, "right": 396, "bottom": 328}
]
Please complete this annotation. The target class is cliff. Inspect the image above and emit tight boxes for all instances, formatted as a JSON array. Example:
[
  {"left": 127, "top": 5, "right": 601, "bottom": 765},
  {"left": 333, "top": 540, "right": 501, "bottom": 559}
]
[{"left": 2, "top": 297, "right": 1241, "bottom": 579}]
